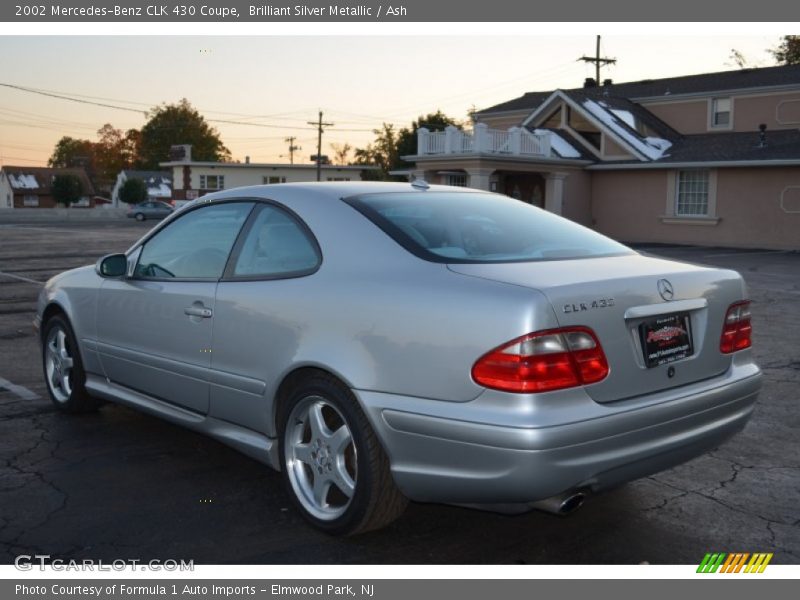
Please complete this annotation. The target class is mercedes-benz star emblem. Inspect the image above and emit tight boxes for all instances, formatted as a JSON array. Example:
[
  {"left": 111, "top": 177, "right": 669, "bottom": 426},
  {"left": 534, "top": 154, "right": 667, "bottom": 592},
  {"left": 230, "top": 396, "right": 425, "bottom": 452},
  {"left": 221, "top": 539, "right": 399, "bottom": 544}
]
[{"left": 657, "top": 279, "right": 674, "bottom": 301}]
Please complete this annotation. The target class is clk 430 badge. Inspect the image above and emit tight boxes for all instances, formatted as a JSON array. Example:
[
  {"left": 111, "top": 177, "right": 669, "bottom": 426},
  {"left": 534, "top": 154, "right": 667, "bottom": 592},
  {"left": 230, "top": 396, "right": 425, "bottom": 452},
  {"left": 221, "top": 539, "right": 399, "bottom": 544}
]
[{"left": 563, "top": 298, "right": 615, "bottom": 313}]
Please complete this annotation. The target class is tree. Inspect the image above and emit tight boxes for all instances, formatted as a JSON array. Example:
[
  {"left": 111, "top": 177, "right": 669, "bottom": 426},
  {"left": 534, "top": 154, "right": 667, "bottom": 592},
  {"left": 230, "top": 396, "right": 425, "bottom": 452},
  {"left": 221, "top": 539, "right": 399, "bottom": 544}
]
[
  {"left": 330, "top": 142, "right": 352, "bottom": 165},
  {"left": 51, "top": 174, "right": 84, "bottom": 207},
  {"left": 354, "top": 111, "right": 462, "bottom": 180},
  {"left": 48, "top": 127, "right": 140, "bottom": 194},
  {"left": 48, "top": 137, "right": 96, "bottom": 181},
  {"left": 138, "top": 99, "right": 230, "bottom": 169},
  {"left": 728, "top": 49, "right": 748, "bottom": 69},
  {"left": 123, "top": 129, "right": 142, "bottom": 167},
  {"left": 353, "top": 124, "right": 400, "bottom": 181},
  {"left": 94, "top": 124, "right": 139, "bottom": 189},
  {"left": 118, "top": 178, "right": 148, "bottom": 205},
  {"left": 771, "top": 35, "right": 800, "bottom": 65}
]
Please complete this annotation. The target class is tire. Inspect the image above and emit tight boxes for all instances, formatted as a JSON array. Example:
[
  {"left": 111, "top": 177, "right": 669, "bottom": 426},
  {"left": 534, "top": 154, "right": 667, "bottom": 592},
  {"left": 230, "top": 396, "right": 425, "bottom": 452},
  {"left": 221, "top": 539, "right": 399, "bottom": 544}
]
[
  {"left": 134, "top": 213, "right": 145, "bottom": 222},
  {"left": 278, "top": 372, "right": 408, "bottom": 535},
  {"left": 42, "top": 315, "right": 99, "bottom": 413}
]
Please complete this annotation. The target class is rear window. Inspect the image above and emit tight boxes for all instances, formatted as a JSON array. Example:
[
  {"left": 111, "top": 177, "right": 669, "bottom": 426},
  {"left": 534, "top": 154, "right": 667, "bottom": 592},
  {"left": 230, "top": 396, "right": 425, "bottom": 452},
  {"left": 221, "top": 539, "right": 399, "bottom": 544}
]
[{"left": 345, "top": 191, "right": 633, "bottom": 263}]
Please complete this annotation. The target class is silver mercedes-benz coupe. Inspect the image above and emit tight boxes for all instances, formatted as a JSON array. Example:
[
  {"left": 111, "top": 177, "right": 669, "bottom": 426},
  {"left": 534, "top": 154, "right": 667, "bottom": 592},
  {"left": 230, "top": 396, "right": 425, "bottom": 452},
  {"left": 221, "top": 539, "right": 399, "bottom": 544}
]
[{"left": 36, "top": 182, "right": 762, "bottom": 534}]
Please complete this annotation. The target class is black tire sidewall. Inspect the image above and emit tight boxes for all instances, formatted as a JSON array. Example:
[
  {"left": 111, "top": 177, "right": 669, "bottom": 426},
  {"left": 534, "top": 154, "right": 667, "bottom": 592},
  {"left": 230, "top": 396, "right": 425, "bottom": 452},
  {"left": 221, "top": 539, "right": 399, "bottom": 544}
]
[
  {"left": 278, "top": 377, "right": 375, "bottom": 535},
  {"left": 135, "top": 213, "right": 144, "bottom": 221}
]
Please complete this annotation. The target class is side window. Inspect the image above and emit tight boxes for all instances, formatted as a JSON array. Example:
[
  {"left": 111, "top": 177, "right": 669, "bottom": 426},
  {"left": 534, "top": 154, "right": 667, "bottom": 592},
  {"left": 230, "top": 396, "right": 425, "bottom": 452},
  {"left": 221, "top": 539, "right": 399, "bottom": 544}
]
[
  {"left": 232, "top": 204, "right": 320, "bottom": 278},
  {"left": 135, "top": 202, "right": 253, "bottom": 279}
]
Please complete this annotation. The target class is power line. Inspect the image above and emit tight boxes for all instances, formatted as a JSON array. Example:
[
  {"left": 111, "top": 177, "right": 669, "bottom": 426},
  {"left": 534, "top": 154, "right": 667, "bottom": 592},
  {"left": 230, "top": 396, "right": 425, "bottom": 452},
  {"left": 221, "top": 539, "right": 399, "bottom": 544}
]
[
  {"left": 0, "top": 155, "right": 46, "bottom": 164},
  {"left": 0, "top": 82, "right": 146, "bottom": 115},
  {"left": 0, "top": 82, "right": 375, "bottom": 133}
]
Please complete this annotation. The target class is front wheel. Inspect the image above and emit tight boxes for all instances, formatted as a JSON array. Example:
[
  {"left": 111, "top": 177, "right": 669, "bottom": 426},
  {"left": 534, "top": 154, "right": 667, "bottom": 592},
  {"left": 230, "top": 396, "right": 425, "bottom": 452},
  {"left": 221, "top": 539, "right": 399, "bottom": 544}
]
[
  {"left": 42, "top": 315, "right": 98, "bottom": 413},
  {"left": 278, "top": 373, "right": 407, "bottom": 535},
  {"left": 134, "top": 213, "right": 145, "bottom": 222}
]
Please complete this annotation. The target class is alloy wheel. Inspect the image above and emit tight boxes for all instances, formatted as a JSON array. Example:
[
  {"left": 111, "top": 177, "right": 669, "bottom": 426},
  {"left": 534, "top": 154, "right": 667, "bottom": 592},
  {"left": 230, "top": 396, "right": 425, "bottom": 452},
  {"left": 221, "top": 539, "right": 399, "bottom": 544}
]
[
  {"left": 284, "top": 395, "right": 358, "bottom": 521},
  {"left": 45, "top": 325, "right": 74, "bottom": 403}
]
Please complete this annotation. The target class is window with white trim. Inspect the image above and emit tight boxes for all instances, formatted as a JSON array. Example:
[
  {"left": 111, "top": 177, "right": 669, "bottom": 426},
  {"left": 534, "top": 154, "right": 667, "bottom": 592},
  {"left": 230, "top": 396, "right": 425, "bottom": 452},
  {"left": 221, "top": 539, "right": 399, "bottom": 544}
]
[
  {"left": 676, "top": 170, "right": 710, "bottom": 216},
  {"left": 263, "top": 176, "right": 286, "bottom": 184},
  {"left": 445, "top": 174, "right": 467, "bottom": 187},
  {"left": 199, "top": 175, "right": 225, "bottom": 190},
  {"left": 23, "top": 194, "right": 38, "bottom": 207},
  {"left": 711, "top": 98, "right": 731, "bottom": 128}
]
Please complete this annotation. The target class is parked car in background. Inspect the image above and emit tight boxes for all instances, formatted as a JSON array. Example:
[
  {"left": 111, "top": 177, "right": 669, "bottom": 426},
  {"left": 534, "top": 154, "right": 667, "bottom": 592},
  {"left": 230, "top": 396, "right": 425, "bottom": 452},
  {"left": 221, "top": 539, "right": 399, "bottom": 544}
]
[
  {"left": 126, "top": 200, "right": 174, "bottom": 221},
  {"left": 36, "top": 182, "right": 761, "bottom": 535}
]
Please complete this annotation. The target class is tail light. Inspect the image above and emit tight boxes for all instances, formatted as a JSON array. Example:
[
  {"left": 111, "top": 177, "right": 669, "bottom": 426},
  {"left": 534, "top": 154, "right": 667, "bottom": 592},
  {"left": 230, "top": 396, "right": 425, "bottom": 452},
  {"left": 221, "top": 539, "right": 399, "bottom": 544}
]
[
  {"left": 720, "top": 301, "right": 752, "bottom": 354},
  {"left": 472, "top": 327, "right": 609, "bottom": 393}
]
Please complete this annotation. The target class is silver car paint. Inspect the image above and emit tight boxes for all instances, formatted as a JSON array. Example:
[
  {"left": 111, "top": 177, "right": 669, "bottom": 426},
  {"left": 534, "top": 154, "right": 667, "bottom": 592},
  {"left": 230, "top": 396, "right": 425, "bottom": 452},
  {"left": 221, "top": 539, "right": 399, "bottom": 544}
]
[
  {"left": 36, "top": 182, "right": 762, "bottom": 507},
  {"left": 95, "top": 278, "right": 217, "bottom": 413},
  {"left": 449, "top": 255, "right": 745, "bottom": 402}
]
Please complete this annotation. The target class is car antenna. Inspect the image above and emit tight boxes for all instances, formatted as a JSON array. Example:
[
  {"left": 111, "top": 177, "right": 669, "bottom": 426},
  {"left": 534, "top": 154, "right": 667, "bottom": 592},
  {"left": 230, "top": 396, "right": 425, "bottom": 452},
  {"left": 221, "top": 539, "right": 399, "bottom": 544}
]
[{"left": 411, "top": 178, "right": 430, "bottom": 190}]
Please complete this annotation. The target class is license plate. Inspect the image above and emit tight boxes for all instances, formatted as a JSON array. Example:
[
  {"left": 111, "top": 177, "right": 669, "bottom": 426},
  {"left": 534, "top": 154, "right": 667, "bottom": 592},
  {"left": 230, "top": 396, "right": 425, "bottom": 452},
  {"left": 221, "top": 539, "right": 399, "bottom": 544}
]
[{"left": 639, "top": 312, "right": 693, "bottom": 368}]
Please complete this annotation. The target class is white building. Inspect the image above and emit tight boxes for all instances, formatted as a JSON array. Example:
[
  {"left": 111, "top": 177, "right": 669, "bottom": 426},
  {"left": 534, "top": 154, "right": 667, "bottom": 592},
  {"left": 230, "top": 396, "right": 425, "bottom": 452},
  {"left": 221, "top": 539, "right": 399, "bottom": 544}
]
[{"left": 160, "top": 145, "right": 378, "bottom": 202}]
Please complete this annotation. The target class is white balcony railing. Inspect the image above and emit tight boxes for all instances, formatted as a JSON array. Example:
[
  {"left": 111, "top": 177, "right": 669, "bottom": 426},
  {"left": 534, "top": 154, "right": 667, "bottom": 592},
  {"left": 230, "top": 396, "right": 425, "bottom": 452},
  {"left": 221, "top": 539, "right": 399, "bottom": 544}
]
[{"left": 417, "top": 123, "right": 552, "bottom": 158}]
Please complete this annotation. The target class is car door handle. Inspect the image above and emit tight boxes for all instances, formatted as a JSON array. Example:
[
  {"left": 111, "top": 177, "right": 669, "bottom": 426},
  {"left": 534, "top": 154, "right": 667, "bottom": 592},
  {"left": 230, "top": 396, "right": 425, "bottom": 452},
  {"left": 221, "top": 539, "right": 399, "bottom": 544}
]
[{"left": 184, "top": 305, "right": 213, "bottom": 318}]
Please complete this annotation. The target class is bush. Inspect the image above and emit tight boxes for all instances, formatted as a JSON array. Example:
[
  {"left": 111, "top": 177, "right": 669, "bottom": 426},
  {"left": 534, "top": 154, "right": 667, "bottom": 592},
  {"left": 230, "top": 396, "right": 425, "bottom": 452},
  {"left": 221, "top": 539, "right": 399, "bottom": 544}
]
[
  {"left": 51, "top": 174, "right": 84, "bottom": 207},
  {"left": 119, "top": 178, "right": 149, "bottom": 205}
]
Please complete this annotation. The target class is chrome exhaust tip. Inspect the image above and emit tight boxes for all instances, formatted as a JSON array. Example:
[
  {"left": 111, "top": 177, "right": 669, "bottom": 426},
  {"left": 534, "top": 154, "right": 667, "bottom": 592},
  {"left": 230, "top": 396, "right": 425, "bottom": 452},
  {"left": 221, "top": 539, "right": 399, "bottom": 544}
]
[{"left": 533, "top": 490, "right": 587, "bottom": 516}]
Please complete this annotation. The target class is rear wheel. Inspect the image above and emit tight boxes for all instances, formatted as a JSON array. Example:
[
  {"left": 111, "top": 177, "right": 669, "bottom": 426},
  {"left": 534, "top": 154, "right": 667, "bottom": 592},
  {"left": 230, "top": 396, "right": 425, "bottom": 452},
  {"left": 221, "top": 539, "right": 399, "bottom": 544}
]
[
  {"left": 42, "top": 315, "right": 98, "bottom": 413},
  {"left": 278, "top": 373, "right": 407, "bottom": 535},
  {"left": 134, "top": 213, "right": 145, "bottom": 222}
]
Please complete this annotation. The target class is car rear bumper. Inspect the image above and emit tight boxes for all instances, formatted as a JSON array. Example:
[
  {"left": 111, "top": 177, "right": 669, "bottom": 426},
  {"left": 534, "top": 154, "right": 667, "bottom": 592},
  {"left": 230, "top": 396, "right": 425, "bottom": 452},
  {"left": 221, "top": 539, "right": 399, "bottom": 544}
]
[{"left": 355, "top": 360, "right": 762, "bottom": 505}]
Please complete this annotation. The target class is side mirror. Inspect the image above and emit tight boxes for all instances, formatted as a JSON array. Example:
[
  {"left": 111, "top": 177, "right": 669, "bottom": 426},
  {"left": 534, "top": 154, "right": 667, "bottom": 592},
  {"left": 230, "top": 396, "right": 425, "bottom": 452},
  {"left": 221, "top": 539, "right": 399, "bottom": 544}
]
[{"left": 96, "top": 253, "right": 128, "bottom": 278}]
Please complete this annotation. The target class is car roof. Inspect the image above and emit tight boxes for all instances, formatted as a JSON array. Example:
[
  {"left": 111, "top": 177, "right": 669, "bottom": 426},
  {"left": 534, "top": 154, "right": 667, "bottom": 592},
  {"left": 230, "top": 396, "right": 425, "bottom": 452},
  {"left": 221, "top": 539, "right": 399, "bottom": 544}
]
[{"left": 182, "top": 181, "right": 488, "bottom": 210}]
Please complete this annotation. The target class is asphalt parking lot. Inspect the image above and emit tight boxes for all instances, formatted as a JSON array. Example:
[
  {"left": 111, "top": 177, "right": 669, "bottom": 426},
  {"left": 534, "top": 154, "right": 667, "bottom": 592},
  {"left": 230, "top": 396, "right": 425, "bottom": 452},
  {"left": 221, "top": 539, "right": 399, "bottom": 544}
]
[{"left": 0, "top": 220, "right": 798, "bottom": 565}]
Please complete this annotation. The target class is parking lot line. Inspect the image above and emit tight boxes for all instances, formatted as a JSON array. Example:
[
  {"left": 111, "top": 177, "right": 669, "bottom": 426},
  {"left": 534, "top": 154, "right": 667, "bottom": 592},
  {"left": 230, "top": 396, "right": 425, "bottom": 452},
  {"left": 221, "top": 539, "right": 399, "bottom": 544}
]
[
  {"left": 0, "top": 270, "right": 44, "bottom": 285},
  {"left": 0, "top": 376, "right": 39, "bottom": 400}
]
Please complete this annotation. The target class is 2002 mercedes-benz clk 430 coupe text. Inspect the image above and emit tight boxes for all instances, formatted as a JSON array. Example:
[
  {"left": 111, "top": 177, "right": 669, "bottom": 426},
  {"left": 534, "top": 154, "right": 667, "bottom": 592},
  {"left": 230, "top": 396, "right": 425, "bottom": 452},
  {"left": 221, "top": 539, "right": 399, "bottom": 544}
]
[{"left": 36, "top": 182, "right": 762, "bottom": 534}]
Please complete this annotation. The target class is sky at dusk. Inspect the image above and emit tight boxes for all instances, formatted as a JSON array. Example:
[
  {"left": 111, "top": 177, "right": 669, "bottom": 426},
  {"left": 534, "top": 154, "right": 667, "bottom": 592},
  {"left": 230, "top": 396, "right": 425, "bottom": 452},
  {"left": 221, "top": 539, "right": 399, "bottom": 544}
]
[{"left": 0, "top": 35, "right": 783, "bottom": 167}]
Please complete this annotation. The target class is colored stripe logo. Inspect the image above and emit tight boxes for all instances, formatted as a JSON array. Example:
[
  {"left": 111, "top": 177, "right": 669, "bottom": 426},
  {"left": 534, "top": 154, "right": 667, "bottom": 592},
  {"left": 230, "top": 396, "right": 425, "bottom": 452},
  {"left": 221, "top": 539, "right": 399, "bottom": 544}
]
[{"left": 697, "top": 552, "right": 773, "bottom": 573}]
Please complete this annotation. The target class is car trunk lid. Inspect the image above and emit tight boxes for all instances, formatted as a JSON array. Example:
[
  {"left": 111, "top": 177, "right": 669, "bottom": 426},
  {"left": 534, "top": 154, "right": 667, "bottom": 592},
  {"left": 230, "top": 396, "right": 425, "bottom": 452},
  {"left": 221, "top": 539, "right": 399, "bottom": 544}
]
[{"left": 448, "top": 253, "right": 744, "bottom": 403}]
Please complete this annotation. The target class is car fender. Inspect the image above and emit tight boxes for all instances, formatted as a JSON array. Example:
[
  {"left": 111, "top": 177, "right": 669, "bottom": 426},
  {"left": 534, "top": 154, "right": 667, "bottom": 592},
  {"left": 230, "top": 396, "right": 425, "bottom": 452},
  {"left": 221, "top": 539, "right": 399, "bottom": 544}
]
[{"left": 37, "top": 266, "right": 103, "bottom": 376}]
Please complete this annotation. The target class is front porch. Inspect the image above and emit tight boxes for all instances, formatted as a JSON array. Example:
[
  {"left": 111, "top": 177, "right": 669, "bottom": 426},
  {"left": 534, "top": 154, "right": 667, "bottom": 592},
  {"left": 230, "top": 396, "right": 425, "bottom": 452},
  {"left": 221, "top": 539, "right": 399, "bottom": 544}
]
[
  {"left": 409, "top": 159, "right": 579, "bottom": 218},
  {"left": 406, "top": 125, "right": 592, "bottom": 219}
]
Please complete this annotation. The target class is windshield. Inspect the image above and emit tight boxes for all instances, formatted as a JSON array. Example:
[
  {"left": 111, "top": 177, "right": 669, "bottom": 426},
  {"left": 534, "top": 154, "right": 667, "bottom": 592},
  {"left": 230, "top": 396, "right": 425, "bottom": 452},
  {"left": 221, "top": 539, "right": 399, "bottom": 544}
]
[{"left": 346, "top": 191, "right": 634, "bottom": 263}]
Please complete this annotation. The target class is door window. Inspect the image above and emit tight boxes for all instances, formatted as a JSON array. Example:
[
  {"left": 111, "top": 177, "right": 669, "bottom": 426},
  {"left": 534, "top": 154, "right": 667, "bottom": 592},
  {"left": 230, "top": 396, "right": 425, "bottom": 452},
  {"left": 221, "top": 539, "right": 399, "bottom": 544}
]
[{"left": 135, "top": 202, "right": 253, "bottom": 279}]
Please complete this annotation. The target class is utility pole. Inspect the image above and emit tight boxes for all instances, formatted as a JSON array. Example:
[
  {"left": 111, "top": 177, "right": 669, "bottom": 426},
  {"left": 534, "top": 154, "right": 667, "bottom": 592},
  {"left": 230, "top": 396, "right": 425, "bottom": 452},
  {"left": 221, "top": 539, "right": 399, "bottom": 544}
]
[
  {"left": 284, "top": 136, "right": 301, "bottom": 165},
  {"left": 578, "top": 35, "right": 617, "bottom": 84},
  {"left": 307, "top": 111, "right": 333, "bottom": 182}
]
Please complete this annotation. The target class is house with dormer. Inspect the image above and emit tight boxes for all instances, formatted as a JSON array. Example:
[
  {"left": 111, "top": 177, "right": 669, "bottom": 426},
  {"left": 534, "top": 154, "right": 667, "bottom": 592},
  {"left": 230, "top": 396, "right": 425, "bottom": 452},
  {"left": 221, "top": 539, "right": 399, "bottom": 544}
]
[{"left": 405, "top": 64, "right": 800, "bottom": 250}]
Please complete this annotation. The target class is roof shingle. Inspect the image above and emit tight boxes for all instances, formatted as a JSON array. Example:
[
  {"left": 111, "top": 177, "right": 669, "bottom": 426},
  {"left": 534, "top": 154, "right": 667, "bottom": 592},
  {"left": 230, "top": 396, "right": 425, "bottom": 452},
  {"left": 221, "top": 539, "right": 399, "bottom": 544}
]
[{"left": 478, "top": 64, "right": 800, "bottom": 115}]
